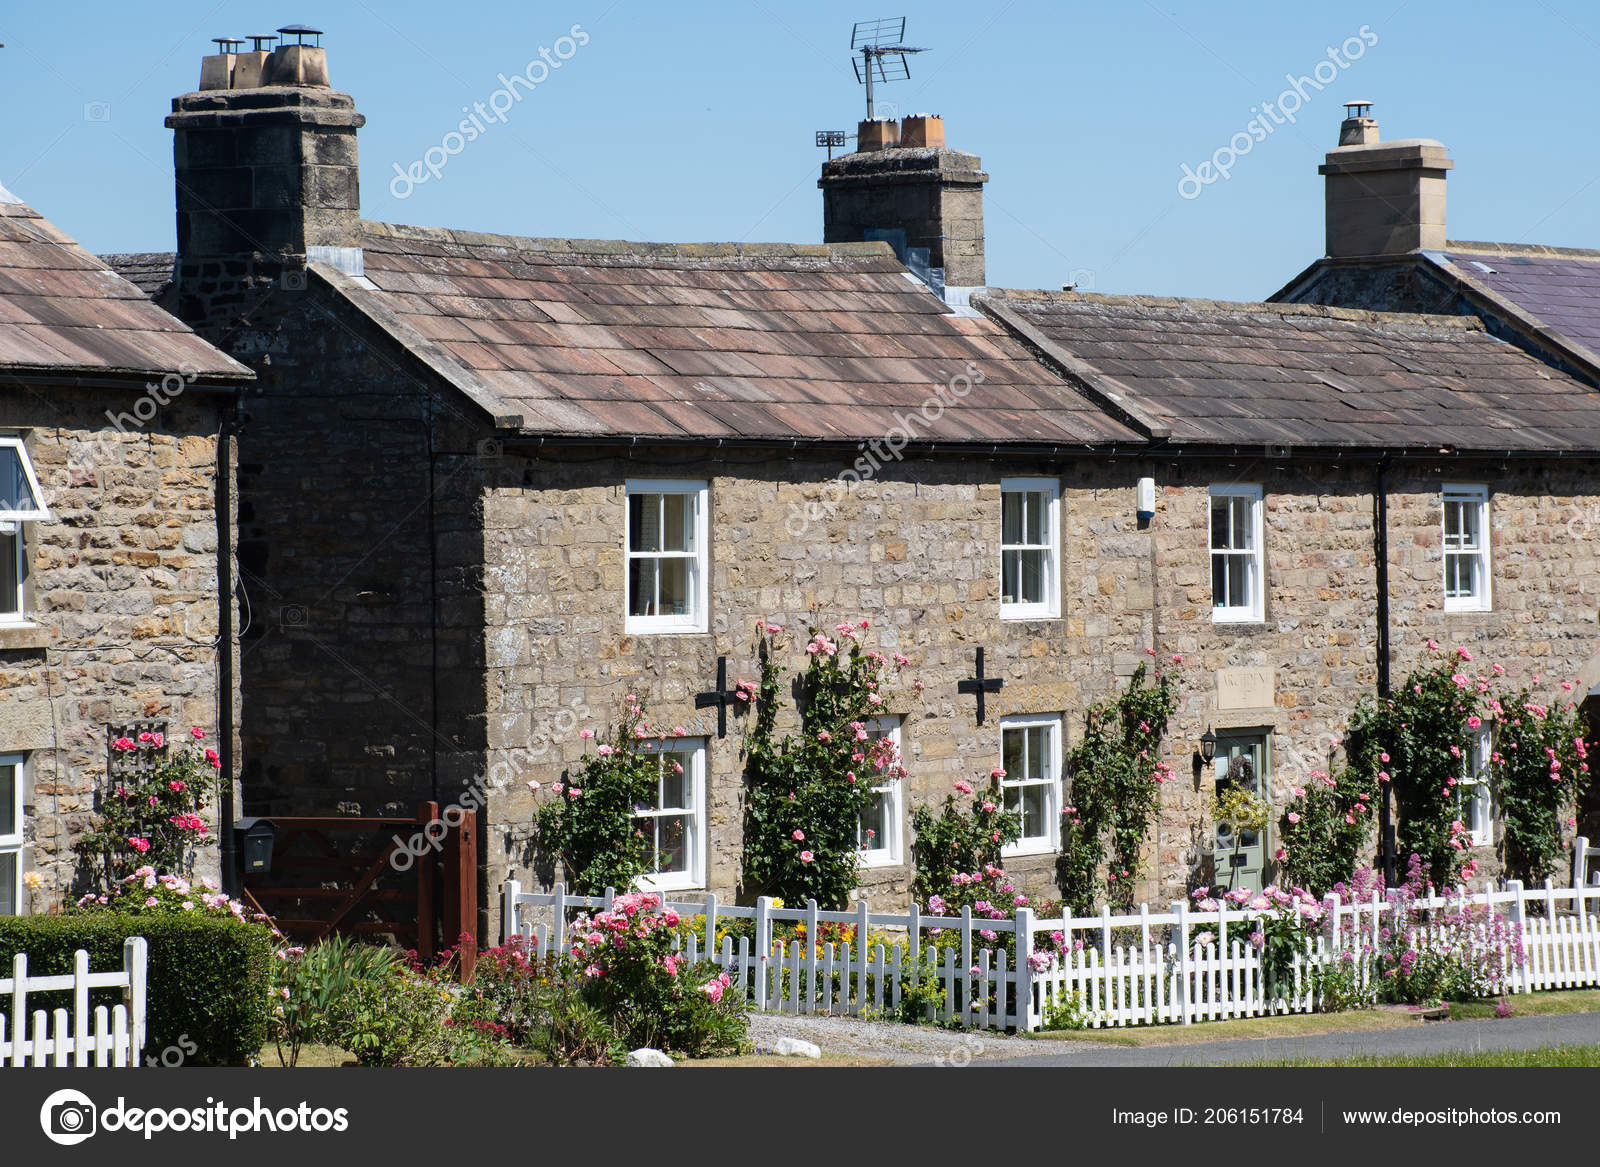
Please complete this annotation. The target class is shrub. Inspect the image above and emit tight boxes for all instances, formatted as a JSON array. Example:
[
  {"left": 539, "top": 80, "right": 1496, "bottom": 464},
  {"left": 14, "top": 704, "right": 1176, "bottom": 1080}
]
[
  {"left": 1493, "top": 685, "right": 1590, "bottom": 886},
  {"left": 1058, "top": 660, "right": 1179, "bottom": 913},
  {"left": 911, "top": 780, "right": 1022, "bottom": 905},
  {"left": 76, "top": 727, "right": 220, "bottom": 888},
  {"left": 0, "top": 907, "right": 274, "bottom": 1065},
  {"left": 1277, "top": 766, "right": 1377, "bottom": 896},
  {"left": 566, "top": 891, "right": 747, "bottom": 1057},
  {"left": 270, "top": 935, "right": 398, "bottom": 1067}
]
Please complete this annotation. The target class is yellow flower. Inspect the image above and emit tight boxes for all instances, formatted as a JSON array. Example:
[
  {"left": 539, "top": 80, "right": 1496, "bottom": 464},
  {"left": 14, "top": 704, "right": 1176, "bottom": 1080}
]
[
  {"left": 770, "top": 898, "right": 785, "bottom": 910},
  {"left": 22, "top": 871, "right": 42, "bottom": 891}
]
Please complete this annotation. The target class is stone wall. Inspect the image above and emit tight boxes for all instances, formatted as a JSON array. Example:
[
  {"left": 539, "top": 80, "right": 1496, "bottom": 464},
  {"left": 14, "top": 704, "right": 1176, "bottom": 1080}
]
[
  {"left": 0, "top": 384, "right": 229, "bottom": 910},
  {"left": 483, "top": 449, "right": 1600, "bottom": 933}
]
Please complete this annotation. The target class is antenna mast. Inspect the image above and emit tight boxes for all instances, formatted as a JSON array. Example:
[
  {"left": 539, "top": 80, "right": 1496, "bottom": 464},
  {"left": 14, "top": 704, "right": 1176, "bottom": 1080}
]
[{"left": 850, "top": 17, "right": 925, "bottom": 120}]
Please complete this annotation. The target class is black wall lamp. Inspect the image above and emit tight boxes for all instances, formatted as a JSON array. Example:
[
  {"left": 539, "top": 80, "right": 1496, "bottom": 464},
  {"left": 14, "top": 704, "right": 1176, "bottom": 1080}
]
[{"left": 1198, "top": 727, "right": 1218, "bottom": 765}]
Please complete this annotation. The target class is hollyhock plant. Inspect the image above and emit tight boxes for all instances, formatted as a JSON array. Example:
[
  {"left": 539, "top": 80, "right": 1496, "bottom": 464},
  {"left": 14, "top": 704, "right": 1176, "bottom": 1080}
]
[
  {"left": 743, "top": 614, "right": 910, "bottom": 910},
  {"left": 77, "top": 729, "right": 219, "bottom": 887}
]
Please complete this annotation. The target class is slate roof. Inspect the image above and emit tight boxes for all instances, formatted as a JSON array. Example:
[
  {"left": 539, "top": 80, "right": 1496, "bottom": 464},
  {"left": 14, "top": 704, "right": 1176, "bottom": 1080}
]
[
  {"left": 0, "top": 202, "right": 247, "bottom": 384},
  {"left": 97, "top": 252, "right": 175, "bottom": 298},
  {"left": 318, "top": 221, "right": 1141, "bottom": 445},
  {"left": 979, "top": 290, "right": 1600, "bottom": 452},
  {"left": 1430, "top": 243, "right": 1600, "bottom": 366}
]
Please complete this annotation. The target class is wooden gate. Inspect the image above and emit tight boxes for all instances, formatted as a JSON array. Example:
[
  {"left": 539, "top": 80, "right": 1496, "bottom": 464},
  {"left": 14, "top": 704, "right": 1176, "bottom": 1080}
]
[{"left": 242, "top": 802, "right": 478, "bottom": 976}]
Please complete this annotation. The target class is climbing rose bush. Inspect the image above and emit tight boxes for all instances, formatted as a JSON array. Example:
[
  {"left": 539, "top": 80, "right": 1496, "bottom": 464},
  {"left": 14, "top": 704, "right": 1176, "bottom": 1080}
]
[
  {"left": 743, "top": 618, "right": 910, "bottom": 910},
  {"left": 1277, "top": 766, "right": 1378, "bottom": 896},
  {"left": 77, "top": 728, "right": 219, "bottom": 887},
  {"left": 911, "top": 778, "right": 1022, "bottom": 907},
  {"left": 1492, "top": 684, "right": 1589, "bottom": 886}
]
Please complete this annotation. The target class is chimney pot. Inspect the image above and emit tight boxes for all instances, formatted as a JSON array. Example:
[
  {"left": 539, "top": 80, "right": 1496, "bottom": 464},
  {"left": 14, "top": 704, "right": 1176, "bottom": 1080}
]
[
  {"left": 856, "top": 118, "right": 900, "bottom": 151},
  {"left": 899, "top": 114, "right": 944, "bottom": 149},
  {"left": 1338, "top": 99, "right": 1379, "bottom": 146}
]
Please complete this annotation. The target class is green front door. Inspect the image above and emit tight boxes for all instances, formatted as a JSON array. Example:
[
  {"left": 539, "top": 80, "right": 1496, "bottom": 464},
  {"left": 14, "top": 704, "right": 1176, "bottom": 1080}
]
[{"left": 1214, "top": 732, "right": 1268, "bottom": 892}]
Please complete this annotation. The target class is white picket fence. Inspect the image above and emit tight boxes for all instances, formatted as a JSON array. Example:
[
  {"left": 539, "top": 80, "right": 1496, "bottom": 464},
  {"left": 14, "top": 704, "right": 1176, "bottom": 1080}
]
[
  {"left": 1, "top": 938, "right": 148, "bottom": 1067},
  {"left": 502, "top": 879, "right": 1600, "bottom": 1033}
]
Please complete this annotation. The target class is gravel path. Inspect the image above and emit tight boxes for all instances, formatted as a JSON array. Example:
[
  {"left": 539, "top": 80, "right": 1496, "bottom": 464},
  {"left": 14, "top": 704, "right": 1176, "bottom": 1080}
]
[{"left": 744, "top": 1011, "right": 1077, "bottom": 1064}]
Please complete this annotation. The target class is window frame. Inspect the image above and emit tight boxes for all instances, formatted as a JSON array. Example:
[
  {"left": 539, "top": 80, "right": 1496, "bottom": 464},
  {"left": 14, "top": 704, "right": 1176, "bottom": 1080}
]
[
  {"left": 0, "top": 754, "right": 22, "bottom": 917},
  {"left": 999, "top": 713, "right": 1062, "bottom": 857},
  {"left": 856, "top": 715, "right": 903, "bottom": 868},
  {"left": 623, "top": 479, "right": 710, "bottom": 635},
  {"left": 1459, "top": 723, "right": 1493, "bottom": 847},
  {"left": 1442, "top": 484, "right": 1491, "bottom": 613},
  {"left": 999, "top": 477, "right": 1061, "bottom": 621},
  {"left": 0, "top": 524, "right": 22, "bottom": 625},
  {"left": 1209, "top": 484, "right": 1265, "bottom": 624},
  {"left": 0, "top": 435, "right": 46, "bottom": 627},
  {"left": 634, "top": 738, "right": 707, "bottom": 892},
  {"left": 0, "top": 436, "right": 49, "bottom": 523}
]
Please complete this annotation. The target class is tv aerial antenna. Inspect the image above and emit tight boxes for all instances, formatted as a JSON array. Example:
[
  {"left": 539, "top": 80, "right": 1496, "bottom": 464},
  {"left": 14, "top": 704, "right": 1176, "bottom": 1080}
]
[{"left": 850, "top": 17, "right": 925, "bottom": 120}]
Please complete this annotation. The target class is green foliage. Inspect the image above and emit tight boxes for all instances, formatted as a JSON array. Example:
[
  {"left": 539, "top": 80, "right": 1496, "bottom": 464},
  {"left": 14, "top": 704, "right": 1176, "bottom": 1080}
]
[
  {"left": 0, "top": 910, "right": 274, "bottom": 1065},
  {"left": 1493, "top": 686, "right": 1589, "bottom": 886},
  {"left": 535, "top": 699, "right": 660, "bottom": 895},
  {"left": 1041, "top": 989, "right": 1092, "bottom": 1030},
  {"left": 327, "top": 968, "right": 460, "bottom": 1066},
  {"left": 910, "top": 784, "right": 1021, "bottom": 905},
  {"left": 270, "top": 935, "right": 398, "bottom": 1067},
  {"left": 1058, "top": 661, "right": 1179, "bottom": 913},
  {"left": 1344, "top": 649, "right": 1480, "bottom": 888},
  {"left": 742, "top": 619, "right": 909, "bottom": 909},
  {"left": 1278, "top": 766, "right": 1377, "bottom": 896},
  {"left": 76, "top": 729, "right": 220, "bottom": 888},
  {"left": 1308, "top": 952, "right": 1378, "bottom": 1013}
]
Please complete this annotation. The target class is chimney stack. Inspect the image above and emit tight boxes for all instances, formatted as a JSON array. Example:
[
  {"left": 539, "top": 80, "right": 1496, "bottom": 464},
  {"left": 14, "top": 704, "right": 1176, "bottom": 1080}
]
[
  {"left": 819, "top": 113, "right": 988, "bottom": 292},
  {"left": 166, "top": 28, "right": 363, "bottom": 331},
  {"left": 1320, "top": 102, "right": 1452, "bottom": 258}
]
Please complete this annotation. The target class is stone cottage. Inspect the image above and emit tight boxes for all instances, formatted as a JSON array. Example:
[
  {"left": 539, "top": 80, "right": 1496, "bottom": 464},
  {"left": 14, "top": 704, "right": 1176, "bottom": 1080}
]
[
  {"left": 110, "top": 41, "right": 1600, "bottom": 938},
  {"left": 0, "top": 184, "right": 251, "bottom": 915}
]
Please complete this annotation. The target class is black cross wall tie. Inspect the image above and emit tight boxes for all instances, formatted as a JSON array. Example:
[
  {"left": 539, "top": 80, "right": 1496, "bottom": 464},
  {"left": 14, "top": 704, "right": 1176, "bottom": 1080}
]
[
  {"left": 957, "top": 647, "right": 1004, "bottom": 725},
  {"left": 694, "top": 656, "right": 741, "bottom": 739}
]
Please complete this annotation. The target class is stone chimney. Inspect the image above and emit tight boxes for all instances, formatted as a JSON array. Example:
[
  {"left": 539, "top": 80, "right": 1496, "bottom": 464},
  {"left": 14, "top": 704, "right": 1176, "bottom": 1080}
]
[
  {"left": 166, "top": 28, "right": 364, "bottom": 329},
  {"left": 819, "top": 114, "right": 988, "bottom": 291},
  {"left": 1319, "top": 102, "right": 1452, "bottom": 258}
]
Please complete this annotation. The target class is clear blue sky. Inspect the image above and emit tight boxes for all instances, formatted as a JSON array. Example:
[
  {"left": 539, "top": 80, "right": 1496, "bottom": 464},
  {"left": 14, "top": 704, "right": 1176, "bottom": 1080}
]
[{"left": 4, "top": 0, "right": 1598, "bottom": 300}]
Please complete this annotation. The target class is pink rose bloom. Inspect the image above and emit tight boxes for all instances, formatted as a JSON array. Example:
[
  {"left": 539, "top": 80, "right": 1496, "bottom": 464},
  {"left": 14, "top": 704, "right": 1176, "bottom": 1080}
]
[
  {"left": 1456, "top": 647, "right": 1473, "bottom": 661},
  {"left": 990, "top": 768, "right": 1006, "bottom": 779},
  {"left": 190, "top": 727, "right": 206, "bottom": 740},
  {"left": 982, "top": 801, "right": 997, "bottom": 813},
  {"left": 799, "top": 850, "right": 814, "bottom": 863},
  {"left": 1287, "top": 812, "right": 1300, "bottom": 824},
  {"left": 129, "top": 837, "right": 151, "bottom": 853},
  {"left": 145, "top": 896, "right": 159, "bottom": 908},
  {"left": 792, "top": 829, "right": 805, "bottom": 841},
  {"left": 112, "top": 737, "right": 136, "bottom": 752},
  {"left": 580, "top": 729, "right": 594, "bottom": 740},
  {"left": 526, "top": 779, "right": 541, "bottom": 792},
  {"left": 954, "top": 781, "right": 974, "bottom": 795},
  {"left": 596, "top": 744, "right": 613, "bottom": 756}
]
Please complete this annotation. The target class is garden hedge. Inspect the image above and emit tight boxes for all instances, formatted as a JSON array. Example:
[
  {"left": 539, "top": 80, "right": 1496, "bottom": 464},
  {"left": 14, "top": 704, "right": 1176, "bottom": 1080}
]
[{"left": 0, "top": 913, "right": 274, "bottom": 1065}]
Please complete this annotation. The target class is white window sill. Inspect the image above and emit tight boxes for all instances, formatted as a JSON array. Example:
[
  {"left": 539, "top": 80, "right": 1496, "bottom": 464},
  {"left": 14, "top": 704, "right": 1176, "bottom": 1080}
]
[
  {"left": 624, "top": 620, "right": 708, "bottom": 636},
  {"left": 1443, "top": 600, "right": 1491, "bottom": 614},
  {"left": 857, "top": 850, "right": 902, "bottom": 870},
  {"left": 1211, "top": 609, "right": 1263, "bottom": 625},
  {"left": 1000, "top": 607, "right": 1059, "bottom": 622},
  {"left": 1002, "top": 839, "right": 1057, "bottom": 858},
  {"left": 636, "top": 872, "right": 703, "bottom": 894}
]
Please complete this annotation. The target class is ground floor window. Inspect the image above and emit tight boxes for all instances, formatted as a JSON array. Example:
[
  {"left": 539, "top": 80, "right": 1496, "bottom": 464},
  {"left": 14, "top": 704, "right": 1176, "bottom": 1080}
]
[
  {"left": 0, "top": 754, "right": 21, "bottom": 915},
  {"left": 1213, "top": 731, "right": 1269, "bottom": 891},
  {"left": 1460, "top": 724, "right": 1493, "bottom": 846},
  {"left": 857, "top": 716, "right": 902, "bottom": 867},
  {"left": 1000, "top": 715, "right": 1061, "bottom": 855},
  {"left": 634, "top": 739, "right": 705, "bottom": 891}
]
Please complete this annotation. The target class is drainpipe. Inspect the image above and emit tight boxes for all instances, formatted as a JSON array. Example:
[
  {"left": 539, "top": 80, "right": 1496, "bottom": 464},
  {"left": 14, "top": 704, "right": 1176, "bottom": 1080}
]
[
  {"left": 218, "top": 391, "right": 240, "bottom": 896},
  {"left": 1373, "top": 456, "right": 1396, "bottom": 887}
]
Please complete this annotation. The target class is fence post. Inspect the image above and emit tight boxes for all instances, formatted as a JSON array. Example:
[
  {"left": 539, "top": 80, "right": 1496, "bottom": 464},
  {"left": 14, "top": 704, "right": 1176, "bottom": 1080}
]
[
  {"left": 72, "top": 950, "right": 90, "bottom": 1068},
  {"left": 552, "top": 883, "right": 567, "bottom": 950},
  {"left": 1575, "top": 837, "right": 1590, "bottom": 889},
  {"left": 1015, "top": 906, "right": 1036, "bottom": 1031},
  {"left": 123, "top": 936, "right": 147, "bottom": 1066},
  {"left": 705, "top": 891, "right": 719, "bottom": 963},
  {"left": 501, "top": 879, "right": 521, "bottom": 944},
  {"left": 10, "top": 952, "right": 26, "bottom": 1067},
  {"left": 1174, "top": 900, "right": 1190, "bottom": 1025},
  {"left": 1506, "top": 879, "right": 1529, "bottom": 994},
  {"left": 754, "top": 896, "right": 772, "bottom": 1012}
]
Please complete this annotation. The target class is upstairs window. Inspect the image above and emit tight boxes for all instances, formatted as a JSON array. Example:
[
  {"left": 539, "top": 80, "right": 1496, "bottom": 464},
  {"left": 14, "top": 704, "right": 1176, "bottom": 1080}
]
[
  {"left": 1442, "top": 485, "right": 1490, "bottom": 612},
  {"left": 0, "top": 437, "right": 48, "bottom": 626},
  {"left": 1000, "top": 478, "right": 1060, "bottom": 619},
  {"left": 625, "top": 480, "right": 708, "bottom": 633},
  {"left": 1210, "top": 485, "right": 1263, "bottom": 623}
]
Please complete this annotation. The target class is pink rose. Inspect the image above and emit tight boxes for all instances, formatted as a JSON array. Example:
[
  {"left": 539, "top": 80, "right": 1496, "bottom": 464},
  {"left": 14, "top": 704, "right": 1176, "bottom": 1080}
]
[
  {"left": 799, "top": 850, "right": 814, "bottom": 863},
  {"left": 792, "top": 829, "right": 805, "bottom": 841}
]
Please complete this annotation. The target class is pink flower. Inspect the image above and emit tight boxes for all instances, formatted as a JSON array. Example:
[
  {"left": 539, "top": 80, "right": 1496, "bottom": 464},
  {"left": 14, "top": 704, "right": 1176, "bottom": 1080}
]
[
  {"left": 990, "top": 768, "right": 1006, "bottom": 779},
  {"left": 596, "top": 744, "right": 613, "bottom": 756},
  {"left": 1172, "top": 654, "right": 1184, "bottom": 664},
  {"left": 799, "top": 850, "right": 814, "bottom": 863},
  {"left": 128, "top": 837, "right": 150, "bottom": 853},
  {"left": 702, "top": 980, "right": 724, "bottom": 1003},
  {"left": 1456, "top": 647, "right": 1473, "bottom": 662},
  {"left": 1274, "top": 847, "right": 1287, "bottom": 861},
  {"left": 190, "top": 727, "right": 206, "bottom": 740},
  {"left": 954, "top": 781, "right": 974, "bottom": 795},
  {"left": 168, "top": 780, "right": 185, "bottom": 792},
  {"left": 792, "top": 829, "right": 805, "bottom": 841},
  {"left": 1287, "top": 812, "right": 1300, "bottom": 824},
  {"left": 526, "top": 779, "right": 541, "bottom": 793},
  {"left": 204, "top": 748, "right": 220, "bottom": 769},
  {"left": 580, "top": 729, "right": 595, "bottom": 740},
  {"left": 567, "top": 786, "right": 582, "bottom": 798},
  {"left": 982, "top": 800, "right": 997, "bottom": 813},
  {"left": 1467, "top": 715, "right": 1482, "bottom": 729},
  {"left": 112, "top": 736, "right": 136, "bottom": 752},
  {"left": 1426, "top": 638, "right": 1439, "bottom": 650}
]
